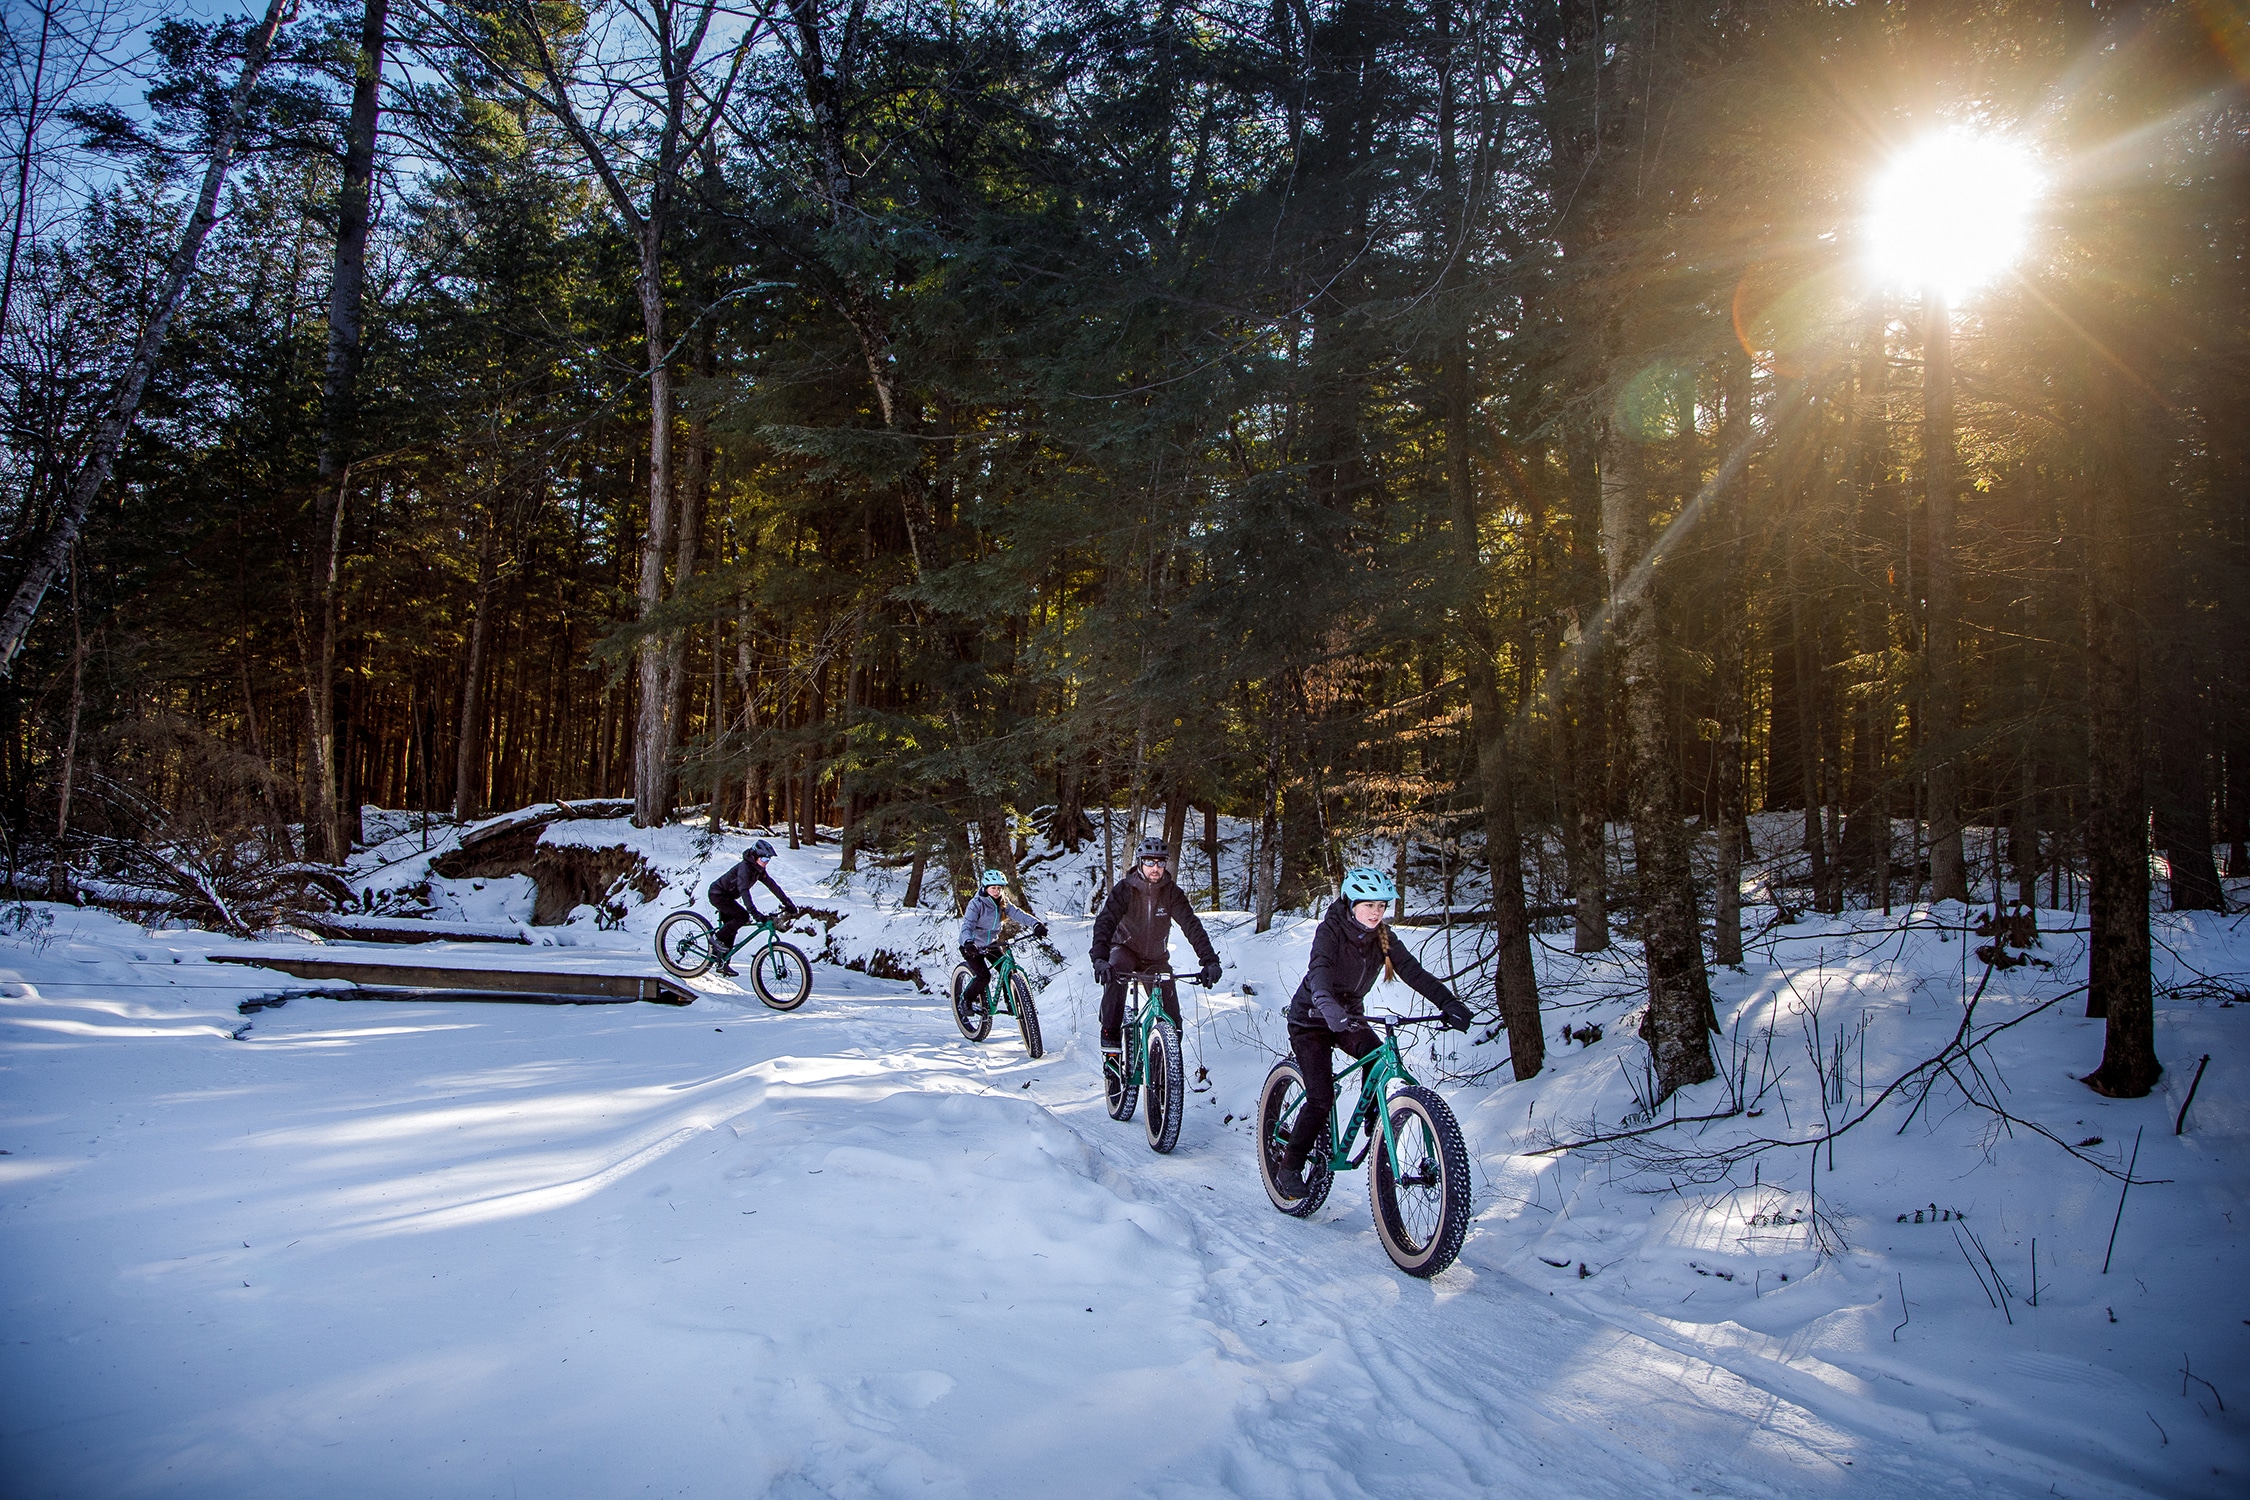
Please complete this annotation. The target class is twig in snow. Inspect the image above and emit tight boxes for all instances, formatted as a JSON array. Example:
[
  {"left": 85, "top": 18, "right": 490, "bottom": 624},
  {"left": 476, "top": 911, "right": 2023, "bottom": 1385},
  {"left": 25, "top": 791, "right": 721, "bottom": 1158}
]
[
  {"left": 2174, "top": 1054, "right": 2210, "bottom": 1135},
  {"left": 2102, "top": 1127, "right": 2143, "bottom": 1275},
  {"left": 1954, "top": 1225, "right": 2000, "bottom": 1311},
  {"left": 2181, "top": 1356, "right": 2224, "bottom": 1412},
  {"left": 1892, "top": 1273, "right": 1909, "bottom": 1341}
]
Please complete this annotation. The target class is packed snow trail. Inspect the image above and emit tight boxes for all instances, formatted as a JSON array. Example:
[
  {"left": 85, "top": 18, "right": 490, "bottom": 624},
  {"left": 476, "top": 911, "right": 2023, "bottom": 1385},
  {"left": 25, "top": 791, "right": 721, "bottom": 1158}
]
[{"left": 6, "top": 906, "right": 2226, "bottom": 1497}]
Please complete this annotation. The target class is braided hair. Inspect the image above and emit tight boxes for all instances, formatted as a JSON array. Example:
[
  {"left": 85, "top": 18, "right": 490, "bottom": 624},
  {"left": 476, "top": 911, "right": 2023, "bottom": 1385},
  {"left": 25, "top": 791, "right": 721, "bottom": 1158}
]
[{"left": 1376, "top": 920, "right": 1396, "bottom": 984}]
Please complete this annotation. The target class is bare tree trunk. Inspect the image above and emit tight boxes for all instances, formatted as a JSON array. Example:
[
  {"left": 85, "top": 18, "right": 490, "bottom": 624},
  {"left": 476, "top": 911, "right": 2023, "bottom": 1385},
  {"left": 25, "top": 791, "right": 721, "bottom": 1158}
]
[
  {"left": 1603, "top": 427, "right": 1715, "bottom": 1102},
  {"left": 1254, "top": 727, "right": 1279, "bottom": 933},
  {"left": 453, "top": 520, "right": 498, "bottom": 821},
  {"left": 0, "top": 0, "right": 291, "bottom": 670},
  {"left": 2081, "top": 345, "right": 2159, "bottom": 1097},
  {"left": 1921, "top": 289, "right": 1969, "bottom": 903},
  {"left": 1446, "top": 335, "right": 1542, "bottom": 1078},
  {"left": 1712, "top": 353, "right": 1749, "bottom": 966},
  {"left": 301, "top": 0, "right": 386, "bottom": 863}
]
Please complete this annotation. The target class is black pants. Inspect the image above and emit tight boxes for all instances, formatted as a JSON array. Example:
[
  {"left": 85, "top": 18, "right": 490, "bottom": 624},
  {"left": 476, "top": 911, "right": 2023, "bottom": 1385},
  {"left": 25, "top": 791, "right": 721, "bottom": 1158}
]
[
  {"left": 1283, "top": 1022, "right": 1380, "bottom": 1166},
  {"left": 962, "top": 947, "right": 992, "bottom": 1004},
  {"left": 711, "top": 890, "right": 750, "bottom": 952},
  {"left": 1099, "top": 944, "right": 1178, "bottom": 1044}
]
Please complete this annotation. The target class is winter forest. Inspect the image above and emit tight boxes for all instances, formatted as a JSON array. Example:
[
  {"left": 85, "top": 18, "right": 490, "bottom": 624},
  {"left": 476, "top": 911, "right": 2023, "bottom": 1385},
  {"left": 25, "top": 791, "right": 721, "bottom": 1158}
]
[{"left": 2, "top": 0, "right": 2248, "bottom": 1493}]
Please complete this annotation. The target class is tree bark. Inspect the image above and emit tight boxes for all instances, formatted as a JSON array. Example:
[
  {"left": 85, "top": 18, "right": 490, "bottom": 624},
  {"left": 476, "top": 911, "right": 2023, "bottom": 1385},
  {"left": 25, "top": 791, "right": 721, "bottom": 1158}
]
[
  {"left": 453, "top": 519, "right": 498, "bottom": 821},
  {"left": 300, "top": 0, "right": 387, "bottom": 863},
  {"left": 1446, "top": 338, "right": 1543, "bottom": 1078},
  {"left": 1711, "top": 352, "right": 1750, "bottom": 966},
  {"left": 1921, "top": 289, "right": 1969, "bottom": 903},
  {"left": 0, "top": 0, "right": 292, "bottom": 671},
  {"left": 1602, "top": 426, "right": 1715, "bottom": 1102},
  {"left": 2081, "top": 344, "right": 2159, "bottom": 1097}
]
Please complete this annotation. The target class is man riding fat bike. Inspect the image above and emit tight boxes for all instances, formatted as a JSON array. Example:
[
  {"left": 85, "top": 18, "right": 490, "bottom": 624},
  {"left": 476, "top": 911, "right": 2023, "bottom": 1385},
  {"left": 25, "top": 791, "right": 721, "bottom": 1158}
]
[{"left": 1091, "top": 836, "right": 1222, "bottom": 1086}]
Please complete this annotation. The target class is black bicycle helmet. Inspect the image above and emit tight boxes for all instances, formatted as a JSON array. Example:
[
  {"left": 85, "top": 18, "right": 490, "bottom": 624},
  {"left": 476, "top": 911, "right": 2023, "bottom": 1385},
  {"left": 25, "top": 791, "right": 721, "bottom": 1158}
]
[
  {"left": 750, "top": 838, "right": 777, "bottom": 860},
  {"left": 1134, "top": 836, "right": 1169, "bottom": 863}
]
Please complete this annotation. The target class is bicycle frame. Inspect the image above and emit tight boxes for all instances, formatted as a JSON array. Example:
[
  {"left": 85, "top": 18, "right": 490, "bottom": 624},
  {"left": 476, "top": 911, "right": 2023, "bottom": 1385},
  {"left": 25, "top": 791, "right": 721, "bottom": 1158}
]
[
  {"left": 1319, "top": 1020, "right": 1420, "bottom": 1174},
  {"left": 708, "top": 917, "right": 783, "bottom": 968},
  {"left": 979, "top": 943, "right": 1026, "bottom": 1017},
  {"left": 1117, "top": 971, "right": 1177, "bottom": 1084}
]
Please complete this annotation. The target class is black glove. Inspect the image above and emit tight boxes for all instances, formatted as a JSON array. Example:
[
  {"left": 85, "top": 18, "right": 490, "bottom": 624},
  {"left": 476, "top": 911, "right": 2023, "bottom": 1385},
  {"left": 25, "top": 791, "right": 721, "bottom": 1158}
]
[
  {"left": 1439, "top": 993, "right": 1473, "bottom": 1032},
  {"left": 961, "top": 943, "right": 979, "bottom": 963},
  {"left": 783, "top": 904, "right": 800, "bottom": 919},
  {"left": 1196, "top": 957, "right": 1222, "bottom": 987},
  {"left": 1032, "top": 922, "right": 1049, "bottom": 939},
  {"left": 1092, "top": 958, "right": 1112, "bottom": 986}
]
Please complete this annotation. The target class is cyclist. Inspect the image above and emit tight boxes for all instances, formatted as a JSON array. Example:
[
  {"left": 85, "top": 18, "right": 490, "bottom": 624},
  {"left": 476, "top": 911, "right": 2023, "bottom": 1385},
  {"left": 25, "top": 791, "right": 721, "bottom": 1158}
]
[
  {"left": 1091, "top": 836, "right": 1222, "bottom": 1084},
  {"left": 959, "top": 869, "right": 1047, "bottom": 1010},
  {"left": 1272, "top": 866, "right": 1472, "bottom": 1201},
  {"left": 708, "top": 837, "right": 798, "bottom": 977}
]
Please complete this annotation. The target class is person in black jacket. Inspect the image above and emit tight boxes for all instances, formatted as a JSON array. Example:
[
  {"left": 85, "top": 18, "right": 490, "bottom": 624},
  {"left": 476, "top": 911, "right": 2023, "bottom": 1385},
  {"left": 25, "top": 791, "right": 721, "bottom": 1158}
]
[
  {"left": 1091, "top": 837, "right": 1222, "bottom": 1072},
  {"left": 1274, "top": 866, "right": 1471, "bottom": 1201},
  {"left": 708, "top": 838, "right": 797, "bottom": 976}
]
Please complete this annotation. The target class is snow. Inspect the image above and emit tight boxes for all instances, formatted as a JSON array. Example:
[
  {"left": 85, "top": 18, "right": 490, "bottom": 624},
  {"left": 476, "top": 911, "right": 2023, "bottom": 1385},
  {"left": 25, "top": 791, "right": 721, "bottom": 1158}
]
[{"left": 1, "top": 812, "right": 2243, "bottom": 1497}]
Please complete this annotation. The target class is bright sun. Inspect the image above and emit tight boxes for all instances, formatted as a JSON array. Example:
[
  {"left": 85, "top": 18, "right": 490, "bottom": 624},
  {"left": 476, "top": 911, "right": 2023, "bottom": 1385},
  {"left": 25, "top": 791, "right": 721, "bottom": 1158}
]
[{"left": 1865, "top": 131, "right": 2043, "bottom": 300}]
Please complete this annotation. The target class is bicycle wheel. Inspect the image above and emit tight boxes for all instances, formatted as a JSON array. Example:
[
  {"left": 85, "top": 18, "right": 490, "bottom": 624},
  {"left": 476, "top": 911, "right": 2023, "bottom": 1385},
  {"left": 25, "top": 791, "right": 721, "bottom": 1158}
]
[
  {"left": 1255, "top": 1061, "right": 1332, "bottom": 1217},
  {"left": 1009, "top": 973, "right": 1043, "bottom": 1060},
  {"left": 1369, "top": 1085, "right": 1473, "bottom": 1277},
  {"left": 655, "top": 910, "right": 716, "bottom": 979},
  {"left": 1104, "top": 1029, "right": 1139, "bottom": 1122},
  {"left": 950, "top": 964, "right": 992, "bottom": 1041},
  {"left": 1143, "top": 1018, "right": 1184, "bottom": 1154},
  {"left": 750, "top": 940, "right": 812, "bottom": 1011}
]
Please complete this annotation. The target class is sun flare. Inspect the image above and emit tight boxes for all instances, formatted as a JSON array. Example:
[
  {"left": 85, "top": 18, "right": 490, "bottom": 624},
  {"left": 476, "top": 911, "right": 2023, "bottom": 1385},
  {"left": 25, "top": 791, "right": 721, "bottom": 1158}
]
[{"left": 1864, "top": 132, "right": 2042, "bottom": 300}]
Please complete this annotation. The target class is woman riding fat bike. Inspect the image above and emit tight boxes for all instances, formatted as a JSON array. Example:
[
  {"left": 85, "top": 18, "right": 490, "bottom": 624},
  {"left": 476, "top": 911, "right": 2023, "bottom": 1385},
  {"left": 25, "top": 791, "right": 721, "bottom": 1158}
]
[
  {"left": 1272, "top": 866, "right": 1472, "bottom": 1202},
  {"left": 958, "top": 869, "right": 1047, "bottom": 1010},
  {"left": 708, "top": 838, "right": 797, "bottom": 978},
  {"left": 1091, "top": 836, "right": 1221, "bottom": 1088}
]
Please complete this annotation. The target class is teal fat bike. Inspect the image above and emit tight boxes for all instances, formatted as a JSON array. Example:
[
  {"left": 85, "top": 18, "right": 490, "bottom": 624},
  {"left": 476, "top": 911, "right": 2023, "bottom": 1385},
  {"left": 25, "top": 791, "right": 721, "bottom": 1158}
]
[
  {"left": 949, "top": 935, "right": 1045, "bottom": 1059},
  {"left": 1105, "top": 969, "right": 1200, "bottom": 1155},
  {"left": 1256, "top": 1014, "right": 1473, "bottom": 1277},
  {"left": 654, "top": 909, "right": 812, "bottom": 1010}
]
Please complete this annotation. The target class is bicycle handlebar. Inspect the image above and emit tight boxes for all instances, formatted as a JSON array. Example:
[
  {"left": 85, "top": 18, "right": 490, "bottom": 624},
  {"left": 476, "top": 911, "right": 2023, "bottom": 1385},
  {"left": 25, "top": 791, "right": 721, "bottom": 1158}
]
[
  {"left": 1113, "top": 968, "right": 1222, "bottom": 988},
  {"left": 1378, "top": 1013, "right": 1451, "bottom": 1027}
]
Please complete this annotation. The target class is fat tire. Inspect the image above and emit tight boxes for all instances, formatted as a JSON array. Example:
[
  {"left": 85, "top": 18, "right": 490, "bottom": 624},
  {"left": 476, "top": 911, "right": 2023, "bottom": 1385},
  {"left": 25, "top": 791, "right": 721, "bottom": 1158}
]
[
  {"left": 1010, "top": 973, "right": 1043, "bottom": 1059},
  {"left": 1369, "top": 1085, "right": 1472, "bottom": 1277},
  {"left": 655, "top": 911, "right": 716, "bottom": 979},
  {"left": 1256, "top": 1061, "right": 1333, "bottom": 1217},
  {"left": 1144, "top": 1018, "right": 1185, "bottom": 1154},
  {"left": 950, "top": 964, "right": 992, "bottom": 1041},
  {"left": 750, "top": 941, "right": 813, "bottom": 1011},
  {"left": 1104, "top": 1037, "right": 1139, "bottom": 1121}
]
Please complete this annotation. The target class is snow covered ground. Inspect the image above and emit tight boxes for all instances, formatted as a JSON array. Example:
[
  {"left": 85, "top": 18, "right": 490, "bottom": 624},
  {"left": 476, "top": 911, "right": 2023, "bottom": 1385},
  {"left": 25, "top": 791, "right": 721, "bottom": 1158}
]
[{"left": 1, "top": 812, "right": 2243, "bottom": 1497}]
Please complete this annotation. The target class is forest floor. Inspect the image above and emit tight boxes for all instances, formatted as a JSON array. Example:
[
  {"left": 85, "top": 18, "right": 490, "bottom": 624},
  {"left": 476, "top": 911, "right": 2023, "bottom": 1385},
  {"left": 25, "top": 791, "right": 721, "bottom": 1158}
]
[{"left": 0, "top": 811, "right": 2244, "bottom": 1497}]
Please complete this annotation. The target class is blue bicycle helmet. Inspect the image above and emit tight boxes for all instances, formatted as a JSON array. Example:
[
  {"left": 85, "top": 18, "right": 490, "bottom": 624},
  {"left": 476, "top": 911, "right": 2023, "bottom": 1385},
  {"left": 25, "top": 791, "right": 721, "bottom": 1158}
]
[
  {"left": 979, "top": 868, "right": 1009, "bottom": 888},
  {"left": 1340, "top": 866, "right": 1397, "bottom": 903},
  {"left": 750, "top": 838, "right": 777, "bottom": 860}
]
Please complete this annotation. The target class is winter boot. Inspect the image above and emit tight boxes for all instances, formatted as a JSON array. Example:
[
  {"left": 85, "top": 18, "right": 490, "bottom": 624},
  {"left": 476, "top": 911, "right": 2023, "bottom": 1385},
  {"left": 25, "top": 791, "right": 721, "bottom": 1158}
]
[{"left": 1273, "top": 1149, "right": 1310, "bottom": 1202}]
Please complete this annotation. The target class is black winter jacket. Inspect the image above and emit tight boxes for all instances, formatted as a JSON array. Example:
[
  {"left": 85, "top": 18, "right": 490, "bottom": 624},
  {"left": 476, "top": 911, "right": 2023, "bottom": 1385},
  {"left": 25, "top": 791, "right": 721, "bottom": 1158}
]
[
  {"left": 1288, "top": 899, "right": 1452, "bottom": 1032},
  {"left": 709, "top": 856, "right": 791, "bottom": 915},
  {"left": 1089, "top": 867, "right": 1215, "bottom": 969}
]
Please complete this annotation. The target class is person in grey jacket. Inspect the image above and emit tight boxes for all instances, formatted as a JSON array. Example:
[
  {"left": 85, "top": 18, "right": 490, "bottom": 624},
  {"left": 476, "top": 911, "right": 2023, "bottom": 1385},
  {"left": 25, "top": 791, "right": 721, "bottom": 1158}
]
[
  {"left": 959, "top": 870, "right": 1046, "bottom": 1009},
  {"left": 1274, "top": 866, "right": 1471, "bottom": 1201}
]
